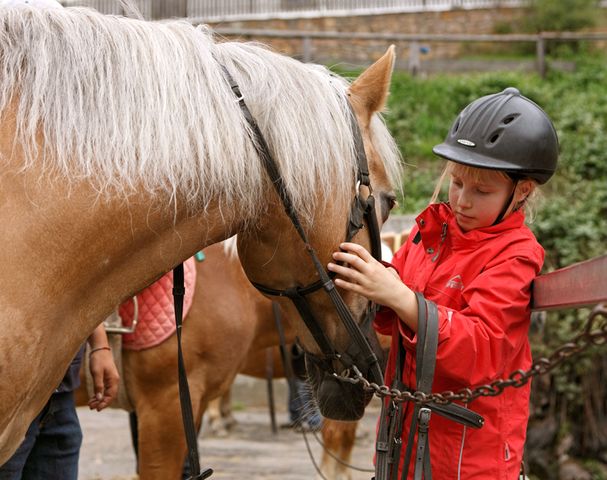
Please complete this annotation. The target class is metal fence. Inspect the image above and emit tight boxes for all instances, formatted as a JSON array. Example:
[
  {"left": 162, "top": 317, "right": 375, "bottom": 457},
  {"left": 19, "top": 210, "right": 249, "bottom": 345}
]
[{"left": 61, "top": 0, "right": 529, "bottom": 21}]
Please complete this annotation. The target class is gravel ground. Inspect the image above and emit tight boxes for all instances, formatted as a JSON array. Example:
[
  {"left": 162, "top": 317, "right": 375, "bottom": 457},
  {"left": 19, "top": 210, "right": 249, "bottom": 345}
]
[{"left": 78, "top": 376, "right": 381, "bottom": 480}]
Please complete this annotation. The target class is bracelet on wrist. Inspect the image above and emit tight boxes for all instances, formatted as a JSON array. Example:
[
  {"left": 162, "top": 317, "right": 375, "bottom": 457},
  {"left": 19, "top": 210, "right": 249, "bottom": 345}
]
[{"left": 89, "top": 346, "right": 111, "bottom": 356}]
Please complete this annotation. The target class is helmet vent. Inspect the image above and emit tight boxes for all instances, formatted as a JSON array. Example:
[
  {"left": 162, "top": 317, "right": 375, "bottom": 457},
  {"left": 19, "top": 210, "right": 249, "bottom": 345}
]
[
  {"left": 489, "top": 132, "right": 501, "bottom": 144},
  {"left": 452, "top": 119, "right": 460, "bottom": 134},
  {"left": 502, "top": 114, "right": 519, "bottom": 125}
]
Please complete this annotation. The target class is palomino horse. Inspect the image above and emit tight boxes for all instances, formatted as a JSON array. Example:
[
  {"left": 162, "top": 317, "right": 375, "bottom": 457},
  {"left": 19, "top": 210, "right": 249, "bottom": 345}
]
[{"left": 0, "top": 5, "right": 402, "bottom": 463}]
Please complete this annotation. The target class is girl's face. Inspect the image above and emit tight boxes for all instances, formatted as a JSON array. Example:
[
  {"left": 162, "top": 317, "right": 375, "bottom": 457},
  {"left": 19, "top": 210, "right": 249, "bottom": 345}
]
[{"left": 448, "top": 166, "right": 525, "bottom": 232}]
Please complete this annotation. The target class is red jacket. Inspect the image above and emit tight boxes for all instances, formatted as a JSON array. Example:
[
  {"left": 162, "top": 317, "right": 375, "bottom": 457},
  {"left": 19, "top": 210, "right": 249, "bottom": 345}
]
[{"left": 375, "top": 202, "right": 543, "bottom": 479}]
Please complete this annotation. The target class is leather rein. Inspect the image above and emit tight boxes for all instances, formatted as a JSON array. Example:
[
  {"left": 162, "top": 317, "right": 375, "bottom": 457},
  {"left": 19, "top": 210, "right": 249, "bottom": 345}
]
[
  {"left": 170, "top": 66, "right": 385, "bottom": 479},
  {"left": 222, "top": 66, "right": 384, "bottom": 389}
]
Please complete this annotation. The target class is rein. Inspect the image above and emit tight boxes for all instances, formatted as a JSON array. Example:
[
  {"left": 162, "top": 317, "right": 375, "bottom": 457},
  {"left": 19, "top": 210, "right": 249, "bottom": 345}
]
[
  {"left": 221, "top": 65, "right": 384, "bottom": 389},
  {"left": 172, "top": 264, "right": 213, "bottom": 480},
  {"left": 168, "top": 65, "right": 384, "bottom": 478}
]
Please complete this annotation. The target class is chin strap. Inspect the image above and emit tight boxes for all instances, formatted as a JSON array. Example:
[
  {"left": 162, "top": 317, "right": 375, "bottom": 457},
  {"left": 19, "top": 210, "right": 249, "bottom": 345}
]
[{"left": 492, "top": 178, "right": 519, "bottom": 226}]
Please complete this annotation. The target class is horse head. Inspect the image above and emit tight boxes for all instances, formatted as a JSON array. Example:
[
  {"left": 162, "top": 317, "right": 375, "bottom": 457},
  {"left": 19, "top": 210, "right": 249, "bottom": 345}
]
[{"left": 237, "top": 46, "right": 401, "bottom": 420}]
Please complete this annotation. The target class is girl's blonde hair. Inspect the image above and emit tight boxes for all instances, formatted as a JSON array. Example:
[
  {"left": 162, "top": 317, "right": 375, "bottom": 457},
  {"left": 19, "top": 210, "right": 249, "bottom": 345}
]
[{"left": 430, "top": 161, "right": 542, "bottom": 221}]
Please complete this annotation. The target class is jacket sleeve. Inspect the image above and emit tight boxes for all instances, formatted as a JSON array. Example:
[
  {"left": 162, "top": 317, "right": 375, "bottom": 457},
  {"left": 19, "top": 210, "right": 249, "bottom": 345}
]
[
  {"left": 373, "top": 228, "right": 415, "bottom": 336},
  {"left": 400, "top": 248, "right": 543, "bottom": 389}
]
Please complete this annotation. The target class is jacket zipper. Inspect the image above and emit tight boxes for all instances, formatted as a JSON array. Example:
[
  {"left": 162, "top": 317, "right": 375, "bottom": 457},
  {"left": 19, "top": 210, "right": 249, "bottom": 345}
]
[{"left": 431, "top": 222, "right": 448, "bottom": 262}]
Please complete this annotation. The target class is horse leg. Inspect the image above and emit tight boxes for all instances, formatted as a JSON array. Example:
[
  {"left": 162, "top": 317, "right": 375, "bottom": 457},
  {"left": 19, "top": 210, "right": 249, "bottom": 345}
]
[
  {"left": 206, "top": 397, "right": 222, "bottom": 436},
  {"left": 219, "top": 387, "right": 237, "bottom": 430},
  {"left": 207, "top": 387, "right": 237, "bottom": 437},
  {"left": 134, "top": 386, "right": 192, "bottom": 480},
  {"left": 318, "top": 419, "right": 358, "bottom": 480},
  {"left": 124, "top": 346, "right": 205, "bottom": 480}
]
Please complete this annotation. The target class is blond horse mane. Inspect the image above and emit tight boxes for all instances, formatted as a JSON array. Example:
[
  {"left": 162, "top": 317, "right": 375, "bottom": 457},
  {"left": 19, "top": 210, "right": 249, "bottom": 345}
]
[{"left": 0, "top": 6, "right": 401, "bottom": 221}]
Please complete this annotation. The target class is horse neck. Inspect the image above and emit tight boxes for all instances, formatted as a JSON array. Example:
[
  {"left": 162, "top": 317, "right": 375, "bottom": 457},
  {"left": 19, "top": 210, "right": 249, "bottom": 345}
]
[{"left": 0, "top": 167, "right": 242, "bottom": 459}]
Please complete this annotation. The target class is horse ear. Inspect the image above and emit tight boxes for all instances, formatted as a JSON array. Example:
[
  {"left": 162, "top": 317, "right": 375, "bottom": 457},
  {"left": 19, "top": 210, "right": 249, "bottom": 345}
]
[{"left": 348, "top": 45, "right": 395, "bottom": 124}]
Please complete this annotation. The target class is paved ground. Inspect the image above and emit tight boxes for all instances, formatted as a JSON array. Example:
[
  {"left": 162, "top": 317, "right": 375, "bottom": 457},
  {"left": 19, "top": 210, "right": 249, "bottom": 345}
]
[{"left": 78, "top": 376, "right": 381, "bottom": 480}]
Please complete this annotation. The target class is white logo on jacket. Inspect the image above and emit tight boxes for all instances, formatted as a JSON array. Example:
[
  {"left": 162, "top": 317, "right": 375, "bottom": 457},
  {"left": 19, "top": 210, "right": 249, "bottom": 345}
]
[{"left": 446, "top": 274, "right": 464, "bottom": 290}]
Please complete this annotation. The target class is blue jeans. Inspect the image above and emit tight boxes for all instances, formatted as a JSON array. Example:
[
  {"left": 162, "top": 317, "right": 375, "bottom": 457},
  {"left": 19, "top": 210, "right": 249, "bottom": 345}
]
[
  {"left": 0, "top": 392, "right": 82, "bottom": 480},
  {"left": 288, "top": 378, "right": 322, "bottom": 429}
]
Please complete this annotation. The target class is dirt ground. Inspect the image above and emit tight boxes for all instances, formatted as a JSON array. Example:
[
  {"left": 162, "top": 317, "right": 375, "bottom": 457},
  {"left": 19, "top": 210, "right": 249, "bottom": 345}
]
[{"left": 78, "top": 376, "right": 381, "bottom": 480}]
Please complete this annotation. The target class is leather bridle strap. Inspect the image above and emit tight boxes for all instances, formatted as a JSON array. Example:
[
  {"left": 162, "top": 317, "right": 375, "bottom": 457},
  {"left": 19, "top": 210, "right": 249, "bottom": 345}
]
[
  {"left": 173, "top": 264, "right": 213, "bottom": 480},
  {"left": 221, "top": 65, "right": 383, "bottom": 386},
  {"left": 375, "top": 294, "right": 484, "bottom": 480}
]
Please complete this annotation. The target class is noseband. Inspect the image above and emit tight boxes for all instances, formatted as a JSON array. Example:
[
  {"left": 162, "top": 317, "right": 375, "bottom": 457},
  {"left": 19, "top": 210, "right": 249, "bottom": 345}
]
[{"left": 223, "top": 66, "right": 384, "bottom": 388}]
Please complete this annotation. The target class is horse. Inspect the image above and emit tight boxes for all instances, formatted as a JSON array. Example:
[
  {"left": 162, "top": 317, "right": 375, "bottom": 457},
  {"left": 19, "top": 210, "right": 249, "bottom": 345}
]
[
  {"left": 0, "top": 4, "right": 402, "bottom": 463},
  {"left": 76, "top": 238, "right": 371, "bottom": 480},
  {"left": 119, "top": 240, "right": 299, "bottom": 479}
]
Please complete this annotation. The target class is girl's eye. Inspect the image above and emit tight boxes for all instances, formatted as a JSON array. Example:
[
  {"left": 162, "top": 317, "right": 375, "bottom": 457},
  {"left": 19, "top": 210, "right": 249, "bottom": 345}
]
[{"left": 476, "top": 189, "right": 490, "bottom": 195}]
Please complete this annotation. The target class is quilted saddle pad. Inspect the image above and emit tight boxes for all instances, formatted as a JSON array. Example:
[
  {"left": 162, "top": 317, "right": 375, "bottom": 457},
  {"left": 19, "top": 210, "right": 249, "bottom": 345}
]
[{"left": 119, "top": 258, "right": 197, "bottom": 351}]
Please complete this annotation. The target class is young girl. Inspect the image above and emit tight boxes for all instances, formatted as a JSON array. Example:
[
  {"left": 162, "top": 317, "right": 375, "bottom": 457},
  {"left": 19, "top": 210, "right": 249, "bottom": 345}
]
[{"left": 328, "top": 87, "right": 558, "bottom": 479}]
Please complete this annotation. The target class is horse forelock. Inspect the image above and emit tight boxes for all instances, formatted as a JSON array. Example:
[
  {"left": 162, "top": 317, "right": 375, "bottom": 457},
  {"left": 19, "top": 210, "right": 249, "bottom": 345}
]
[{"left": 0, "top": 6, "right": 401, "bottom": 222}]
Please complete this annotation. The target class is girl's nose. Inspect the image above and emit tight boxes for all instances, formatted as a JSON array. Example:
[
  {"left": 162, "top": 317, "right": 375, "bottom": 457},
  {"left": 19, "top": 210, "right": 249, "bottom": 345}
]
[{"left": 457, "top": 189, "right": 473, "bottom": 208}]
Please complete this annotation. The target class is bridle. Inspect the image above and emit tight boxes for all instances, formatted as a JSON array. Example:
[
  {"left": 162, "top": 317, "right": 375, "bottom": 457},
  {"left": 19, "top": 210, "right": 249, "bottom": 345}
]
[
  {"left": 171, "top": 67, "right": 387, "bottom": 479},
  {"left": 222, "top": 66, "right": 384, "bottom": 390}
]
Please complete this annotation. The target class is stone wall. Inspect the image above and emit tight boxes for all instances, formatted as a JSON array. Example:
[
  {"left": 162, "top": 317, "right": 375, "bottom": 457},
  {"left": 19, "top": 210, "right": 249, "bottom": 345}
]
[{"left": 206, "top": 8, "right": 525, "bottom": 68}]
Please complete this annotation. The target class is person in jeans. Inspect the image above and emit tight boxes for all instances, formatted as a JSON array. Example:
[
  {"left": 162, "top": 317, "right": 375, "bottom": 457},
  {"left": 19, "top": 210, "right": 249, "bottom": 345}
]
[{"left": 0, "top": 323, "right": 119, "bottom": 480}]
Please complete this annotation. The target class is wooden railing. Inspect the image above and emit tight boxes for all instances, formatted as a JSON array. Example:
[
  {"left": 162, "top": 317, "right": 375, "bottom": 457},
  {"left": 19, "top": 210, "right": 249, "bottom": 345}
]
[
  {"left": 212, "top": 28, "right": 607, "bottom": 77},
  {"left": 532, "top": 254, "right": 607, "bottom": 311}
]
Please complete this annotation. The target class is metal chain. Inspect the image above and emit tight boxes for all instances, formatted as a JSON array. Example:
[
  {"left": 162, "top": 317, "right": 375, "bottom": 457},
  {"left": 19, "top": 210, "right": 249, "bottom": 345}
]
[{"left": 335, "top": 303, "right": 607, "bottom": 406}]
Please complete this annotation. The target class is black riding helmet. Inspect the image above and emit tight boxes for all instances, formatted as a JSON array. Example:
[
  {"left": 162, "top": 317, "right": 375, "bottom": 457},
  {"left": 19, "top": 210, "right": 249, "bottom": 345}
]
[{"left": 432, "top": 87, "right": 558, "bottom": 184}]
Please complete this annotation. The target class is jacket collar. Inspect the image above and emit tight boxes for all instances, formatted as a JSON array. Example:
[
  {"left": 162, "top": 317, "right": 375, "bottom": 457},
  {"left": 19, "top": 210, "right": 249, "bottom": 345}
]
[{"left": 415, "top": 202, "right": 525, "bottom": 250}]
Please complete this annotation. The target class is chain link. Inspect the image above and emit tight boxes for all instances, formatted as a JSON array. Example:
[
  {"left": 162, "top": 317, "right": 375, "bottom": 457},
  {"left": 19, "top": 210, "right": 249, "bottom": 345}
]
[{"left": 336, "top": 303, "right": 607, "bottom": 406}]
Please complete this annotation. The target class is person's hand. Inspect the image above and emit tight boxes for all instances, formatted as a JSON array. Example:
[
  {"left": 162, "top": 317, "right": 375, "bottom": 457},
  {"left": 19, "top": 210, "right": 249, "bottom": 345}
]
[
  {"left": 328, "top": 242, "right": 418, "bottom": 331},
  {"left": 88, "top": 347, "right": 120, "bottom": 411},
  {"left": 327, "top": 242, "right": 404, "bottom": 306}
]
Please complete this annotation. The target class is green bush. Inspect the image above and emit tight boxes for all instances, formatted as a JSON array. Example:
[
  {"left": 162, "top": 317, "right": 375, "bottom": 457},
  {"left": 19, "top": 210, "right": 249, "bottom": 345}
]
[{"left": 524, "top": 0, "right": 600, "bottom": 33}]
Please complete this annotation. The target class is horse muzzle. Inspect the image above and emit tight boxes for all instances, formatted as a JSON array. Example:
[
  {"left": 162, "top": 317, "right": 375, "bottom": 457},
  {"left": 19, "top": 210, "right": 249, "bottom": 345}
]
[{"left": 305, "top": 353, "right": 376, "bottom": 421}]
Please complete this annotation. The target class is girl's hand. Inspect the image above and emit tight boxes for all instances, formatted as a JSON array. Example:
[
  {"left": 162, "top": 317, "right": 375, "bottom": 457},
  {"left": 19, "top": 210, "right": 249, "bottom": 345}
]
[
  {"left": 328, "top": 242, "right": 419, "bottom": 331},
  {"left": 328, "top": 243, "right": 402, "bottom": 307}
]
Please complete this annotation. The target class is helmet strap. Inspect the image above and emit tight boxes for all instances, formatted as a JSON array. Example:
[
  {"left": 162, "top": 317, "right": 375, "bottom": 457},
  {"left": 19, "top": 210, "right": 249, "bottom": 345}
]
[{"left": 492, "top": 179, "right": 518, "bottom": 226}]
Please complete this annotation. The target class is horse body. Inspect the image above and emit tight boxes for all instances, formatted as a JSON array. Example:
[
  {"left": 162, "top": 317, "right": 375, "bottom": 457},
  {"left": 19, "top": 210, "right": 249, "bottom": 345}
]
[
  {"left": 121, "top": 240, "right": 292, "bottom": 479},
  {"left": 0, "top": 5, "right": 401, "bottom": 463}
]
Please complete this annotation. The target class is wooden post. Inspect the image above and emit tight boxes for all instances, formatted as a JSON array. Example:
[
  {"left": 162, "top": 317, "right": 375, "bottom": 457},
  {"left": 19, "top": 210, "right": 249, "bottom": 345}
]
[
  {"left": 408, "top": 41, "right": 420, "bottom": 76},
  {"left": 536, "top": 33, "right": 546, "bottom": 79},
  {"left": 302, "top": 36, "right": 312, "bottom": 63}
]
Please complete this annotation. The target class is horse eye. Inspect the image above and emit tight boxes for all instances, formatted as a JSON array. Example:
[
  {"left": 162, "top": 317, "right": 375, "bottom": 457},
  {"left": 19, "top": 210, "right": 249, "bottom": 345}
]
[{"left": 380, "top": 194, "right": 397, "bottom": 222}]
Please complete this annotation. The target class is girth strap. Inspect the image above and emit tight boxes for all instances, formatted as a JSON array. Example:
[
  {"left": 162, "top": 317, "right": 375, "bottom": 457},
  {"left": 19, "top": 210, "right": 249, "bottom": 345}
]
[{"left": 402, "top": 293, "right": 437, "bottom": 480}]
